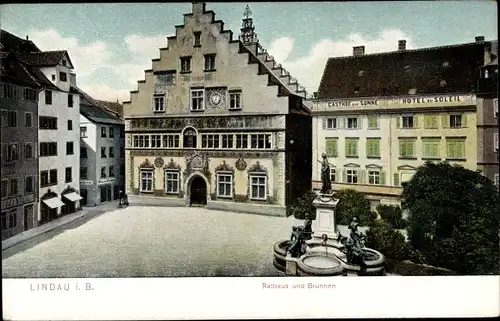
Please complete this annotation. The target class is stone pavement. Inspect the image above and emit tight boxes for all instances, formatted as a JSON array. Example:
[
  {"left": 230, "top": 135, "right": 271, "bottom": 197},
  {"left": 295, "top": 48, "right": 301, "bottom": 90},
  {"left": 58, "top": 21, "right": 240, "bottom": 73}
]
[
  {"left": 1, "top": 200, "right": 121, "bottom": 252},
  {"left": 2, "top": 204, "right": 399, "bottom": 277}
]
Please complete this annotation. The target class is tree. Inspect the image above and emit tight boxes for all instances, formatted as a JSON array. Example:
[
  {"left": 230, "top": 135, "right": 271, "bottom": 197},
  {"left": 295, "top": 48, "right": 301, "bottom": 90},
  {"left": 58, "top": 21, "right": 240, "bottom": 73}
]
[
  {"left": 335, "top": 189, "right": 378, "bottom": 226},
  {"left": 289, "top": 190, "right": 317, "bottom": 220},
  {"left": 377, "top": 204, "right": 407, "bottom": 229},
  {"left": 401, "top": 161, "right": 500, "bottom": 274},
  {"left": 365, "top": 220, "right": 409, "bottom": 261}
]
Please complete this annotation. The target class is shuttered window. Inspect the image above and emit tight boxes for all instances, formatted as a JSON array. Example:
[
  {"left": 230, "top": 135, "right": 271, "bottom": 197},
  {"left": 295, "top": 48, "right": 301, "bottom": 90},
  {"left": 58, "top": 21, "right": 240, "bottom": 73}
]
[
  {"left": 422, "top": 138, "right": 441, "bottom": 158},
  {"left": 399, "top": 139, "right": 416, "bottom": 158},
  {"left": 446, "top": 138, "right": 465, "bottom": 159},
  {"left": 325, "top": 138, "right": 338, "bottom": 157},
  {"left": 345, "top": 138, "right": 358, "bottom": 157},
  {"left": 366, "top": 139, "right": 380, "bottom": 158}
]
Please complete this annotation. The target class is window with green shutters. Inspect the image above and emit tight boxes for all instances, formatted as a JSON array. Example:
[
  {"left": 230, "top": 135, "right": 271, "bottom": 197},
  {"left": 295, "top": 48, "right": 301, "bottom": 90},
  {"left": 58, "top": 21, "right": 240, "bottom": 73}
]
[
  {"left": 368, "top": 116, "right": 378, "bottom": 129},
  {"left": 422, "top": 138, "right": 441, "bottom": 158},
  {"left": 424, "top": 115, "right": 439, "bottom": 128},
  {"left": 325, "top": 138, "right": 338, "bottom": 157},
  {"left": 366, "top": 138, "right": 380, "bottom": 158},
  {"left": 446, "top": 138, "right": 465, "bottom": 159},
  {"left": 345, "top": 138, "right": 358, "bottom": 157},
  {"left": 399, "top": 139, "right": 416, "bottom": 158}
]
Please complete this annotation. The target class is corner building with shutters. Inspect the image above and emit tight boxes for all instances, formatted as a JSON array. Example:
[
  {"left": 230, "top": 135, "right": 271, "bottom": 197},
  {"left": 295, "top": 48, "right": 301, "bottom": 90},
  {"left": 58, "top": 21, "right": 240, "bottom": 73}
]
[
  {"left": 312, "top": 37, "right": 497, "bottom": 209},
  {"left": 123, "top": 3, "right": 312, "bottom": 216}
]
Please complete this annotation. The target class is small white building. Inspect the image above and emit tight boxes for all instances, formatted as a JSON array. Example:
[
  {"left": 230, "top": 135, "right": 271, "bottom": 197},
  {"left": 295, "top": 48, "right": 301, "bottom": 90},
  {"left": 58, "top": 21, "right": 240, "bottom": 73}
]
[
  {"left": 74, "top": 87, "right": 125, "bottom": 206},
  {"left": 23, "top": 51, "right": 83, "bottom": 223}
]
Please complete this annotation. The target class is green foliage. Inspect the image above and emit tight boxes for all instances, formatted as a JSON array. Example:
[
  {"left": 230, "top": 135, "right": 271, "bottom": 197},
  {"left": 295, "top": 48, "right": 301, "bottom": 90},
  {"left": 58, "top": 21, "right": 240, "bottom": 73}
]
[
  {"left": 385, "top": 259, "right": 460, "bottom": 276},
  {"left": 365, "top": 220, "right": 410, "bottom": 261},
  {"left": 335, "top": 189, "right": 377, "bottom": 226},
  {"left": 290, "top": 190, "right": 317, "bottom": 220},
  {"left": 401, "top": 161, "right": 500, "bottom": 275},
  {"left": 377, "top": 204, "right": 408, "bottom": 229}
]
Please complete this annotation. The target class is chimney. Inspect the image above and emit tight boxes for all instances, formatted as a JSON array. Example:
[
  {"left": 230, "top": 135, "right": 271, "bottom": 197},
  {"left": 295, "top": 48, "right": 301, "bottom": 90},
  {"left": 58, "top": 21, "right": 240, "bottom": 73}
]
[
  {"left": 26, "top": 35, "right": 29, "bottom": 41},
  {"left": 475, "top": 36, "right": 485, "bottom": 42},
  {"left": 398, "top": 40, "right": 407, "bottom": 51},
  {"left": 353, "top": 46, "right": 365, "bottom": 56},
  {"left": 192, "top": 2, "right": 205, "bottom": 15},
  {"left": 69, "top": 72, "right": 77, "bottom": 86}
]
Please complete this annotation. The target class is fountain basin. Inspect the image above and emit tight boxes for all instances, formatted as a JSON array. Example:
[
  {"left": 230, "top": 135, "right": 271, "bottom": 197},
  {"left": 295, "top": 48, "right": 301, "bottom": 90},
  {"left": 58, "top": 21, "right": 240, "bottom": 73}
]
[
  {"left": 296, "top": 253, "right": 346, "bottom": 276},
  {"left": 342, "top": 247, "right": 386, "bottom": 276},
  {"left": 273, "top": 240, "right": 289, "bottom": 269}
]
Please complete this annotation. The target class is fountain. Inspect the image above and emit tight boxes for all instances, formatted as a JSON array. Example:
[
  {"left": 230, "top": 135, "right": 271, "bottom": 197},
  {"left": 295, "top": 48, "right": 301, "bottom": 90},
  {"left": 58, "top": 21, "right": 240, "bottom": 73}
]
[{"left": 273, "top": 154, "right": 386, "bottom": 276}]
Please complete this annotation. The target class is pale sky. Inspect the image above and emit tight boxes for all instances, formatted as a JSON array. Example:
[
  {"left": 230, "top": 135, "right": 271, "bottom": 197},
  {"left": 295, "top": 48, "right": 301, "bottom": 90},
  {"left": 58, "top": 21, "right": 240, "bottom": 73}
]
[{"left": 1, "top": 1, "right": 497, "bottom": 102}]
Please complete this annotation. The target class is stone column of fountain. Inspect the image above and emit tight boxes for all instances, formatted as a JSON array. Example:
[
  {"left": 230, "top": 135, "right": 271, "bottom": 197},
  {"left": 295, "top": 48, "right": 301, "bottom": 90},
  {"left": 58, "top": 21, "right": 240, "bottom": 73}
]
[
  {"left": 306, "top": 192, "right": 346, "bottom": 259},
  {"left": 283, "top": 191, "right": 347, "bottom": 276}
]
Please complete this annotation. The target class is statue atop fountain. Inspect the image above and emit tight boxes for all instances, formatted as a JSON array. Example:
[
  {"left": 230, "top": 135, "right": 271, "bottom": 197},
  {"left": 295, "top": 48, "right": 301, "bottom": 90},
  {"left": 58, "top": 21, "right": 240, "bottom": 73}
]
[{"left": 319, "top": 153, "right": 332, "bottom": 194}]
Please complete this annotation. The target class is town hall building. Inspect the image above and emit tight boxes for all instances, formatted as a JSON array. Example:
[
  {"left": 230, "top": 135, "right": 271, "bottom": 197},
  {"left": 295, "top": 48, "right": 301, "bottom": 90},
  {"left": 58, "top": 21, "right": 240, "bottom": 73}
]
[{"left": 123, "top": 3, "right": 312, "bottom": 216}]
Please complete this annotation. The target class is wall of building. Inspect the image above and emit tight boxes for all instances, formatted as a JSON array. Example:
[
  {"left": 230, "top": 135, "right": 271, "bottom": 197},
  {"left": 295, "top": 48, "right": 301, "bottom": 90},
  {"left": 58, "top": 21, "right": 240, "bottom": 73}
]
[
  {"left": 476, "top": 98, "right": 499, "bottom": 183},
  {"left": 312, "top": 94, "right": 478, "bottom": 204},
  {"left": 38, "top": 88, "right": 80, "bottom": 221},
  {"left": 0, "top": 82, "right": 39, "bottom": 240},
  {"left": 286, "top": 109, "right": 312, "bottom": 206},
  {"left": 79, "top": 115, "right": 125, "bottom": 206}
]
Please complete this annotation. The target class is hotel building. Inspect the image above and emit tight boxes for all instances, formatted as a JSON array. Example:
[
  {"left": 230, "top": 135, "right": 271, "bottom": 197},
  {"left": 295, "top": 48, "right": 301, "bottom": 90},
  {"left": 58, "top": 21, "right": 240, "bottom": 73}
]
[{"left": 312, "top": 37, "right": 497, "bottom": 207}]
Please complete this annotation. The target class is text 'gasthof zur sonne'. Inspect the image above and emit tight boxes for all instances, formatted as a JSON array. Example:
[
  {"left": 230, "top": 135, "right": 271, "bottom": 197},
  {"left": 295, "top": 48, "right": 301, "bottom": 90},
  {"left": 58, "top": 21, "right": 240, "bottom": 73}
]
[{"left": 262, "top": 283, "right": 336, "bottom": 289}]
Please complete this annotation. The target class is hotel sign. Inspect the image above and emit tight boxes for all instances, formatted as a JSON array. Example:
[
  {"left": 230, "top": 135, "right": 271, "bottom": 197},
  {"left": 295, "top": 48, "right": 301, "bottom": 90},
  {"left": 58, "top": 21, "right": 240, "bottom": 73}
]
[
  {"left": 314, "top": 94, "right": 475, "bottom": 110},
  {"left": 80, "top": 180, "right": 94, "bottom": 186},
  {"left": 1, "top": 194, "right": 35, "bottom": 209},
  {"left": 98, "top": 177, "right": 116, "bottom": 185}
]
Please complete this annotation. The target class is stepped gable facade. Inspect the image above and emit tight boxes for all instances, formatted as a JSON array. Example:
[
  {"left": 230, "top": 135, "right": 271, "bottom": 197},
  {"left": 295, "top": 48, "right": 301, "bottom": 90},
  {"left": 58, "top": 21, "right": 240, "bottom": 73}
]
[{"left": 122, "top": 3, "right": 311, "bottom": 216}]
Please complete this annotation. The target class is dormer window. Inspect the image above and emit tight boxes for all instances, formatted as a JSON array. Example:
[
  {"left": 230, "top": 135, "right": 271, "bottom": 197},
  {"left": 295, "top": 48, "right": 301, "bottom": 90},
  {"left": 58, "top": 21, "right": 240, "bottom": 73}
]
[
  {"left": 354, "top": 87, "right": 360, "bottom": 94},
  {"left": 404, "top": 65, "right": 411, "bottom": 71},
  {"left": 59, "top": 72, "right": 67, "bottom": 82},
  {"left": 358, "top": 70, "right": 364, "bottom": 76},
  {"left": 440, "top": 80, "right": 447, "bottom": 87},
  {"left": 51, "top": 74, "right": 56, "bottom": 81},
  {"left": 442, "top": 61, "right": 450, "bottom": 67},
  {"left": 408, "top": 88, "right": 417, "bottom": 95},
  {"left": 62, "top": 59, "right": 67, "bottom": 66},
  {"left": 194, "top": 32, "right": 201, "bottom": 47}
]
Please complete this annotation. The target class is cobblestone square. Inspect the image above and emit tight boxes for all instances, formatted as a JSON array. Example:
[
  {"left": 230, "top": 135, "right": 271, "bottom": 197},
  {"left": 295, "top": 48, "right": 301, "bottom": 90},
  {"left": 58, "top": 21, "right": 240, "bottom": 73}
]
[{"left": 2, "top": 206, "right": 308, "bottom": 278}]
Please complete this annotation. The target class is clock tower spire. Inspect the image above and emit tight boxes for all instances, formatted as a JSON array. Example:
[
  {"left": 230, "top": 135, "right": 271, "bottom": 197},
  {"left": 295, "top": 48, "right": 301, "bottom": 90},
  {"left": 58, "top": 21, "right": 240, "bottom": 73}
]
[{"left": 239, "top": 4, "right": 259, "bottom": 45}]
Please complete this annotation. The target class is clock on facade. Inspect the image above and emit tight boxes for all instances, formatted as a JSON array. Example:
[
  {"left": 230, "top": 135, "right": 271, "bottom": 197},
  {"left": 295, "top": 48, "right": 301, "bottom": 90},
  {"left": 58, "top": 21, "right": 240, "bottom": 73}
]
[{"left": 209, "top": 92, "right": 222, "bottom": 106}]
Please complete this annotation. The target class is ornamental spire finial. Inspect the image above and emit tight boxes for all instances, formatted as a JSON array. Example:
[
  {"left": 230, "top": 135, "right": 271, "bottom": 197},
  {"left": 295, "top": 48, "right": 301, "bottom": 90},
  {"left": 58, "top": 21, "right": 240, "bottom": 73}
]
[{"left": 243, "top": 4, "right": 252, "bottom": 19}]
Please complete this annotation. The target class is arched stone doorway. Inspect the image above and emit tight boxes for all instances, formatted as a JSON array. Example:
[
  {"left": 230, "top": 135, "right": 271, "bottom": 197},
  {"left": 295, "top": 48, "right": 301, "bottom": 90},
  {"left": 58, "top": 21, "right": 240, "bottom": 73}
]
[{"left": 188, "top": 175, "right": 207, "bottom": 206}]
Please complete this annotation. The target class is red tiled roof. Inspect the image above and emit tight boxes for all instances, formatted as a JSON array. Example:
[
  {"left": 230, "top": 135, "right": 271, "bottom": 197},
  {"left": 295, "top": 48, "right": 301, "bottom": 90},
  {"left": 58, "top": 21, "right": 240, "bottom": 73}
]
[
  {"left": 21, "top": 51, "right": 67, "bottom": 67},
  {"left": 96, "top": 100, "right": 124, "bottom": 117},
  {"left": 317, "top": 41, "right": 494, "bottom": 99},
  {"left": 0, "top": 29, "right": 41, "bottom": 54}
]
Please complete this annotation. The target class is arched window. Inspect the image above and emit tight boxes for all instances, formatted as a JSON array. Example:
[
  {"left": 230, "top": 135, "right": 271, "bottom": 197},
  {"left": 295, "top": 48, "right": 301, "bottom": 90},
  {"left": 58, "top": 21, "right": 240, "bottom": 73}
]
[{"left": 183, "top": 127, "right": 197, "bottom": 148}]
